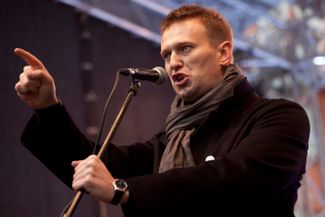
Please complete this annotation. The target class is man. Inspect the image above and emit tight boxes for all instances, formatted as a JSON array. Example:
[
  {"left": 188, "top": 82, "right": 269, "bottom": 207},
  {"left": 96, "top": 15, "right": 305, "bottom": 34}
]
[{"left": 15, "top": 4, "right": 309, "bottom": 217}]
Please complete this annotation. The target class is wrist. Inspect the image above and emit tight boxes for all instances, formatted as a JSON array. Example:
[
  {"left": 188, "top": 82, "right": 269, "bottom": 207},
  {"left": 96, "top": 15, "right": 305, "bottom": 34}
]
[
  {"left": 121, "top": 189, "right": 129, "bottom": 204},
  {"left": 47, "top": 96, "right": 61, "bottom": 107}
]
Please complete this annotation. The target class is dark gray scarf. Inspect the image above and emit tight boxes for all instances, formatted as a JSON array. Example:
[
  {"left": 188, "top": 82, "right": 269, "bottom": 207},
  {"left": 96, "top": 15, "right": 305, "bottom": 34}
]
[{"left": 159, "top": 64, "right": 245, "bottom": 173}]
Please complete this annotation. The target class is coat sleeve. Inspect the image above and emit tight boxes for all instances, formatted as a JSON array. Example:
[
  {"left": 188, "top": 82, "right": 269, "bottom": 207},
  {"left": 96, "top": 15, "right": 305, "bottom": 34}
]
[
  {"left": 20, "top": 103, "right": 164, "bottom": 187},
  {"left": 21, "top": 103, "right": 96, "bottom": 187}
]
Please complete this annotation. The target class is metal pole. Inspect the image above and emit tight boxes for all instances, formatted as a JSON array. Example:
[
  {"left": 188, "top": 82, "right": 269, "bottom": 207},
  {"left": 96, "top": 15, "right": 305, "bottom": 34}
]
[{"left": 63, "top": 81, "right": 141, "bottom": 217}]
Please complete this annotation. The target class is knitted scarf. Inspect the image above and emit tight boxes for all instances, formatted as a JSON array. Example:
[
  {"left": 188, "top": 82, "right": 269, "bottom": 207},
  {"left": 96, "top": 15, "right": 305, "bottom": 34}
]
[{"left": 159, "top": 64, "right": 245, "bottom": 173}]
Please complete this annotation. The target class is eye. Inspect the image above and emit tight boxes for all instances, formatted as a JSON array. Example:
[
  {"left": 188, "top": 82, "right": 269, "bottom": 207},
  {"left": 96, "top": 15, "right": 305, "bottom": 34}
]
[
  {"left": 162, "top": 52, "right": 171, "bottom": 61},
  {"left": 181, "top": 45, "right": 192, "bottom": 53}
]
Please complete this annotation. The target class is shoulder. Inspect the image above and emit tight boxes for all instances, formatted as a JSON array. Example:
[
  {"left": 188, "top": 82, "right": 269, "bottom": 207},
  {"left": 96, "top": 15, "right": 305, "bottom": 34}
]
[
  {"left": 253, "top": 98, "right": 310, "bottom": 137},
  {"left": 259, "top": 98, "right": 308, "bottom": 117}
]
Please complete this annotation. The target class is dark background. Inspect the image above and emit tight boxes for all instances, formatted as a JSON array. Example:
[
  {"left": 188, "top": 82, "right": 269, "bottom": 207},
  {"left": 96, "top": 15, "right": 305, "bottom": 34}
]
[{"left": 0, "top": 0, "right": 174, "bottom": 216}]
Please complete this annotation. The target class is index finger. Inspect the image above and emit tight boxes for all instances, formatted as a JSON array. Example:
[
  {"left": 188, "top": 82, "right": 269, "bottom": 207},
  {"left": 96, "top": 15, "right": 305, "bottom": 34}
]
[{"left": 14, "top": 48, "right": 44, "bottom": 69}]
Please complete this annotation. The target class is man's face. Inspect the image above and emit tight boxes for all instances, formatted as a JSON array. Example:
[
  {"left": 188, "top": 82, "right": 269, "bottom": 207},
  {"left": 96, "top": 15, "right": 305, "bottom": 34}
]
[{"left": 160, "top": 19, "right": 224, "bottom": 103}]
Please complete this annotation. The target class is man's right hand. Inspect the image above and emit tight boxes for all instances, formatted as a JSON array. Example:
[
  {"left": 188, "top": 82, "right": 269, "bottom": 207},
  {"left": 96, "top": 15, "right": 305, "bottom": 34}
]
[{"left": 14, "top": 48, "right": 59, "bottom": 109}]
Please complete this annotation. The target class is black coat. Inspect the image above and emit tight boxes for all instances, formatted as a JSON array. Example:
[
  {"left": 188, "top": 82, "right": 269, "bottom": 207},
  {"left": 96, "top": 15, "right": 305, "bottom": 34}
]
[{"left": 21, "top": 79, "right": 309, "bottom": 217}]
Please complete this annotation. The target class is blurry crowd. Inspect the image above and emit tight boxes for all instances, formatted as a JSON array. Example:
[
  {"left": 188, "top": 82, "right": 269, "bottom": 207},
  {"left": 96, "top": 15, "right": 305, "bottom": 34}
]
[{"left": 243, "top": 0, "right": 325, "bottom": 63}]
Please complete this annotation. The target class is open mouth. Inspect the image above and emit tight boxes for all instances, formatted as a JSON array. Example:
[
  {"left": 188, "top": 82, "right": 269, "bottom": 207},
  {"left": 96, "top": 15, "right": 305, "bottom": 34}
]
[
  {"left": 172, "top": 73, "right": 187, "bottom": 85},
  {"left": 174, "top": 74, "right": 185, "bottom": 82}
]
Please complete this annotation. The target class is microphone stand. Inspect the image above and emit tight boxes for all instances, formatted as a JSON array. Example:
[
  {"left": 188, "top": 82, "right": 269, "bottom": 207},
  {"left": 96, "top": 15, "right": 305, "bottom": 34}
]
[{"left": 63, "top": 80, "right": 141, "bottom": 217}]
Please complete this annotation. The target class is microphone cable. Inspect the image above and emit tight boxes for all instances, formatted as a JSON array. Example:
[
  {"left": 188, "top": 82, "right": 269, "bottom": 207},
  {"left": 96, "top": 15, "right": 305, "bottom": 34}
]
[{"left": 92, "top": 72, "right": 121, "bottom": 154}]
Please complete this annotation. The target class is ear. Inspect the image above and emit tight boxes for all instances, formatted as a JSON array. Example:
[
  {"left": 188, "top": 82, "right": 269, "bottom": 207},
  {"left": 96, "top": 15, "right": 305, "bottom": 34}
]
[{"left": 217, "top": 41, "right": 233, "bottom": 66}]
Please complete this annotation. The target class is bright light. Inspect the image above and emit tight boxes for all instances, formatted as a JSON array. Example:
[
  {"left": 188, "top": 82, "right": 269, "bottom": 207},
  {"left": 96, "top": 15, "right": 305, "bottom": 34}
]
[{"left": 313, "top": 56, "right": 325, "bottom": 65}]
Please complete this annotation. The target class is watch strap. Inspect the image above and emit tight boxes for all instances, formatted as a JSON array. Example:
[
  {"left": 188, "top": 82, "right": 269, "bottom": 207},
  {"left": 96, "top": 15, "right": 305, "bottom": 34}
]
[{"left": 111, "top": 189, "right": 124, "bottom": 205}]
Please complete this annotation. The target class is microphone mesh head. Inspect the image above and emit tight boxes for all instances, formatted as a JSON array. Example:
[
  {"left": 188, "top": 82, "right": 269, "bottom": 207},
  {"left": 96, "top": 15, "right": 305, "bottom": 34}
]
[{"left": 153, "top": 66, "right": 168, "bottom": 85}]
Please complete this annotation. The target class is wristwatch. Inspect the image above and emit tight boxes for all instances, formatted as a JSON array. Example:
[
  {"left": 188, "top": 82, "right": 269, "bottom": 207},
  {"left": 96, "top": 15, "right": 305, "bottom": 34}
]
[{"left": 111, "top": 179, "right": 128, "bottom": 205}]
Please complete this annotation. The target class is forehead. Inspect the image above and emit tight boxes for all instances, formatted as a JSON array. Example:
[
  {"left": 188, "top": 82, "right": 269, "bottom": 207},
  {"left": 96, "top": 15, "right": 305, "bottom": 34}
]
[{"left": 160, "top": 19, "right": 207, "bottom": 50}]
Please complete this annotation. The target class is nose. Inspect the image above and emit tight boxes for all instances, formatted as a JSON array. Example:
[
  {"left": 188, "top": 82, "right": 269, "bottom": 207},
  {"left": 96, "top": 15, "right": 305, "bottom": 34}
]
[{"left": 169, "top": 52, "right": 183, "bottom": 71}]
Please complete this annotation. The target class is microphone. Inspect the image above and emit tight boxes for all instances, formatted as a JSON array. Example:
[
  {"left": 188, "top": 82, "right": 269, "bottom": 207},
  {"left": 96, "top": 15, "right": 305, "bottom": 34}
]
[{"left": 118, "top": 66, "right": 167, "bottom": 85}]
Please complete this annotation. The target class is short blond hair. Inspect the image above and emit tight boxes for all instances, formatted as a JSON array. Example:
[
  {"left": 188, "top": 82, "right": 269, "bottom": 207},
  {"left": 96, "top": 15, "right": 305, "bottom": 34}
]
[{"left": 160, "top": 4, "right": 233, "bottom": 46}]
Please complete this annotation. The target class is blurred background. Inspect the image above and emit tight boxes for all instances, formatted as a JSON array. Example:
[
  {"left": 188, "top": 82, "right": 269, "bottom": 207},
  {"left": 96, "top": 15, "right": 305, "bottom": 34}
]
[{"left": 1, "top": 0, "right": 325, "bottom": 216}]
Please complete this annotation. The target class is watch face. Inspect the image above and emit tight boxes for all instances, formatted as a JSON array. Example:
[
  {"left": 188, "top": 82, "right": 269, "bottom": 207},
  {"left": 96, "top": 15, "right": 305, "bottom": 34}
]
[{"left": 115, "top": 179, "right": 127, "bottom": 190}]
